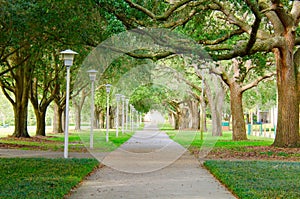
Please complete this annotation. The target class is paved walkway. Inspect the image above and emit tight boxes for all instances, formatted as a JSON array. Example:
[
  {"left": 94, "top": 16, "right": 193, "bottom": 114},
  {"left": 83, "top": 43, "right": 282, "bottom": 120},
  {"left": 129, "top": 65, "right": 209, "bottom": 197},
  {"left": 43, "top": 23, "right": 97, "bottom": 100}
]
[{"left": 68, "top": 123, "right": 236, "bottom": 199}]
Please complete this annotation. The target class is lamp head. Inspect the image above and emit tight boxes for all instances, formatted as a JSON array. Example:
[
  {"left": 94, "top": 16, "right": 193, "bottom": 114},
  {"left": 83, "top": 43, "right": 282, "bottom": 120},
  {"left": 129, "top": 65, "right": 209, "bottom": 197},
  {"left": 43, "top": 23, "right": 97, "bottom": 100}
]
[
  {"left": 87, "top": 69, "right": 97, "bottom": 81},
  {"left": 60, "top": 49, "right": 78, "bottom": 67},
  {"left": 116, "top": 94, "right": 121, "bottom": 101},
  {"left": 105, "top": 84, "right": 112, "bottom": 93},
  {"left": 121, "top": 95, "right": 125, "bottom": 101}
]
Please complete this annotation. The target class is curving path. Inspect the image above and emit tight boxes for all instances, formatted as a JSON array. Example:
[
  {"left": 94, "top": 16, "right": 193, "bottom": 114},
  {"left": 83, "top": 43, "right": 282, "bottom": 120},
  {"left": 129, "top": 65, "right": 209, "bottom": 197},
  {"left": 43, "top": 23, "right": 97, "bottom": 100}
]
[{"left": 68, "top": 123, "right": 236, "bottom": 199}]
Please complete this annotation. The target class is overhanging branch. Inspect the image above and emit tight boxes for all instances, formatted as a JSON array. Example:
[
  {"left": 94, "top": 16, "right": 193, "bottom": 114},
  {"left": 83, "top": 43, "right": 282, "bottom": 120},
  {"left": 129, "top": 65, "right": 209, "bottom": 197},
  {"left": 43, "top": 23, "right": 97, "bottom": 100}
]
[{"left": 241, "top": 72, "right": 275, "bottom": 92}]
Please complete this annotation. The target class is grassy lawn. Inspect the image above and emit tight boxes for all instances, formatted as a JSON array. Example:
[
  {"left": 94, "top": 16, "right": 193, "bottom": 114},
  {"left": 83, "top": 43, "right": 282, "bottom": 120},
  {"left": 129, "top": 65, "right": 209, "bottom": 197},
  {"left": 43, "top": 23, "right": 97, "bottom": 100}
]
[
  {"left": 0, "top": 158, "right": 99, "bottom": 199},
  {"left": 204, "top": 160, "right": 300, "bottom": 199},
  {"left": 0, "top": 129, "right": 134, "bottom": 152},
  {"left": 165, "top": 128, "right": 273, "bottom": 149},
  {"left": 162, "top": 124, "right": 300, "bottom": 198}
]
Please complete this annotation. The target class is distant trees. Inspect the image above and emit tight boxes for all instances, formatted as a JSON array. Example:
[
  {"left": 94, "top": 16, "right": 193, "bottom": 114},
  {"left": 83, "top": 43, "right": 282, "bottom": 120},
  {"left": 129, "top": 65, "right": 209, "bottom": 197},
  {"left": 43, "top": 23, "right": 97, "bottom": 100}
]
[
  {"left": 0, "top": 0, "right": 107, "bottom": 137},
  {"left": 98, "top": 0, "right": 300, "bottom": 147},
  {"left": 1, "top": 0, "right": 299, "bottom": 148}
]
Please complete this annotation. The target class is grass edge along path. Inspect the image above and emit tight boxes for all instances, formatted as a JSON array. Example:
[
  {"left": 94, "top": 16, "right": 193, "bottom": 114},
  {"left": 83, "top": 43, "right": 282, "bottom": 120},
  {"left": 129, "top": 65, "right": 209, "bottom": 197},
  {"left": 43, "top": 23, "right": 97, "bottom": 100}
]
[
  {"left": 0, "top": 130, "right": 134, "bottom": 152},
  {"left": 0, "top": 158, "right": 99, "bottom": 199},
  {"left": 204, "top": 160, "right": 300, "bottom": 199}
]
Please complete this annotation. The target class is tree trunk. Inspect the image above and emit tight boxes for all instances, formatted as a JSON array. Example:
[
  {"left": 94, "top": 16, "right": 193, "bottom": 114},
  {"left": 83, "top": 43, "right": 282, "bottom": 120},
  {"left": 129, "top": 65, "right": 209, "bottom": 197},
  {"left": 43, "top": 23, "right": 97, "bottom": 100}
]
[
  {"left": 73, "top": 102, "right": 81, "bottom": 131},
  {"left": 188, "top": 100, "right": 200, "bottom": 129},
  {"left": 174, "top": 113, "right": 180, "bottom": 130},
  {"left": 272, "top": 46, "right": 300, "bottom": 147},
  {"left": 205, "top": 75, "right": 224, "bottom": 136},
  {"left": 100, "top": 111, "right": 105, "bottom": 129},
  {"left": 211, "top": 105, "right": 223, "bottom": 136},
  {"left": 200, "top": 99, "right": 207, "bottom": 132},
  {"left": 179, "top": 107, "right": 190, "bottom": 129},
  {"left": 94, "top": 108, "right": 100, "bottom": 129},
  {"left": 109, "top": 107, "right": 114, "bottom": 129},
  {"left": 12, "top": 100, "right": 30, "bottom": 138},
  {"left": 35, "top": 109, "right": 47, "bottom": 136},
  {"left": 10, "top": 62, "right": 32, "bottom": 138},
  {"left": 53, "top": 102, "right": 64, "bottom": 133},
  {"left": 73, "top": 90, "right": 87, "bottom": 131},
  {"left": 296, "top": 50, "right": 300, "bottom": 104},
  {"left": 230, "top": 83, "right": 247, "bottom": 140},
  {"left": 168, "top": 113, "right": 174, "bottom": 127}
]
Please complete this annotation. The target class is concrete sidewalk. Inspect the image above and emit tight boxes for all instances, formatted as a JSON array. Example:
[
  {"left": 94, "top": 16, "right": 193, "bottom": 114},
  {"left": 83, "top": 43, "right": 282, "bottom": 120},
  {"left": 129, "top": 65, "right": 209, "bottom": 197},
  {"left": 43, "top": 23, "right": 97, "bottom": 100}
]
[{"left": 68, "top": 123, "right": 236, "bottom": 199}]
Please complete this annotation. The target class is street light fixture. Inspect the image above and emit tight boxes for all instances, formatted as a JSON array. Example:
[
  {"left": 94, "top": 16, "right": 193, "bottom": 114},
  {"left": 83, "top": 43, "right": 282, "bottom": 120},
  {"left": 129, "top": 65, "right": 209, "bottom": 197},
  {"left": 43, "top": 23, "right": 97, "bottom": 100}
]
[
  {"left": 105, "top": 84, "right": 112, "bottom": 142},
  {"left": 60, "top": 49, "right": 78, "bottom": 159},
  {"left": 87, "top": 69, "right": 97, "bottom": 149},
  {"left": 121, "top": 95, "right": 125, "bottom": 134},
  {"left": 115, "top": 94, "right": 121, "bottom": 137}
]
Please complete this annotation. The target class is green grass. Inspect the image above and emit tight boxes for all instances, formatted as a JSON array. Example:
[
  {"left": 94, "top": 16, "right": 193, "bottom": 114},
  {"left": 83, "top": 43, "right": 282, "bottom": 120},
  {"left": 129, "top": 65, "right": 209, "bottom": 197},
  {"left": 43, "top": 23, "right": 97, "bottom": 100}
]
[
  {"left": 0, "top": 129, "right": 134, "bottom": 152},
  {"left": 204, "top": 160, "right": 300, "bottom": 199},
  {"left": 0, "top": 158, "right": 99, "bottom": 199},
  {"left": 165, "top": 129, "right": 273, "bottom": 150}
]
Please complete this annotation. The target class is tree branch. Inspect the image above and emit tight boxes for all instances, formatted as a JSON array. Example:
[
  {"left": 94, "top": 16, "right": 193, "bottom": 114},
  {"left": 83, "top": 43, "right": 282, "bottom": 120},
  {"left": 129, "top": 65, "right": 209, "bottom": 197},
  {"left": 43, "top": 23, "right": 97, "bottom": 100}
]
[
  {"left": 208, "top": 36, "right": 285, "bottom": 60},
  {"left": 213, "top": 0, "right": 270, "bottom": 39},
  {"left": 199, "top": 28, "right": 244, "bottom": 45},
  {"left": 209, "top": 66, "right": 231, "bottom": 86},
  {"left": 291, "top": 0, "right": 300, "bottom": 24},
  {"left": 259, "top": 0, "right": 284, "bottom": 35},
  {"left": 124, "top": 0, "right": 156, "bottom": 19},
  {"left": 124, "top": 0, "right": 194, "bottom": 21},
  {"left": 164, "top": 9, "right": 197, "bottom": 29},
  {"left": 241, "top": 72, "right": 275, "bottom": 92},
  {"left": 271, "top": 0, "right": 294, "bottom": 28},
  {"left": 244, "top": 0, "right": 262, "bottom": 53}
]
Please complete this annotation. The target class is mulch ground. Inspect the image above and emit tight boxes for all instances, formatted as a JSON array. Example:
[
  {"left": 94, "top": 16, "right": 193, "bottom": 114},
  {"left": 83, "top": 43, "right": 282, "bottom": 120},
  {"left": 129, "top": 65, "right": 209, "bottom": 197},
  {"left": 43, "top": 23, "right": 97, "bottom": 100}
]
[
  {"left": 0, "top": 136, "right": 88, "bottom": 152},
  {"left": 191, "top": 146, "right": 300, "bottom": 161},
  {"left": 1, "top": 136, "right": 300, "bottom": 161}
]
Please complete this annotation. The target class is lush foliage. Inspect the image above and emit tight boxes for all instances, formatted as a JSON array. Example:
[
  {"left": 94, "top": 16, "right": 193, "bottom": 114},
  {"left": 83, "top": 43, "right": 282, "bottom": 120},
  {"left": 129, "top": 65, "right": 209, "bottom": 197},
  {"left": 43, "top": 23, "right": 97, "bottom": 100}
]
[
  {"left": 0, "top": 158, "right": 99, "bottom": 199},
  {"left": 204, "top": 160, "right": 300, "bottom": 199}
]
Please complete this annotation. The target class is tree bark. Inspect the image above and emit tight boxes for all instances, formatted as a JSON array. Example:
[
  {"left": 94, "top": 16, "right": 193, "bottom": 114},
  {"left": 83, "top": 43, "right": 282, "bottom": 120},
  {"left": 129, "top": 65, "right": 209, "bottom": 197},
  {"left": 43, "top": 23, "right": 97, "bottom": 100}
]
[
  {"left": 2, "top": 56, "right": 32, "bottom": 138},
  {"left": 12, "top": 99, "right": 30, "bottom": 138},
  {"left": 188, "top": 100, "right": 200, "bottom": 129},
  {"left": 109, "top": 107, "right": 114, "bottom": 129},
  {"left": 174, "top": 113, "right": 180, "bottom": 130},
  {"left": 230, "top": 83, "right": 247, "bottom": 140},
  {"left": 53, "top": 101, "right": 64, "bottom": 133},
  {"left": 100, "top": 111, "right": 105, "bottom": 129},
  {"left": 179, "top": 106, "right": 190, "bottom": 129},
  {"left": 200, "top": 98, "right": 207, "bottom": 132},
  {"left": 73, "top": 89, "right": 88, "bottom": 131},
  {"left": 205, "top": 75, "right": 225, "bottom": 136},
  {"left": 35, "top": 110, "right": 47, "bottom": 136},
  {"left": 295, "top": 49, "right": 300, "bottom": 104},
  {"left": 94, "top": 108, "right": 100, "bottom": 129},
  {"left": 74, "top": 104, "right": 81, "bottom": 131},
  {"left": 272, "top": 45, "right": 300, "bottom": 147}
]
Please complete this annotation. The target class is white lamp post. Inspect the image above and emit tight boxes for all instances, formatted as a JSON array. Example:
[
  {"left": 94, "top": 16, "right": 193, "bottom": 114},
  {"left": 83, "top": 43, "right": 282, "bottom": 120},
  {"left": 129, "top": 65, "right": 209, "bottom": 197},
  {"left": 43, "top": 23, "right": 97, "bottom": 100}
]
[
  {"left": 130, "top": 105, "right": 133, "bottom": 132},
  {"left": 125, "top": 99, "right": 129, "bottom": 131},
  {"left": 140, "top": 113, "right": 142, "bottom": 125},
  {"left": 121, "top": 95, "right": 125, "bottom": 134},
  {"left": 105, "top": 84, "right": 112, "bottom": 142},
  {"left": 60, "top": 49, "right": 78, "bottom": 159},
  {"left": 115, "top": 94, "right": 121, "bottom": 137},
  {"left": 87, "top": 69, "right": 97, "bottom": 149},
  {"left": 136, "top": 111, "right": 139, "bottom": 128}
]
